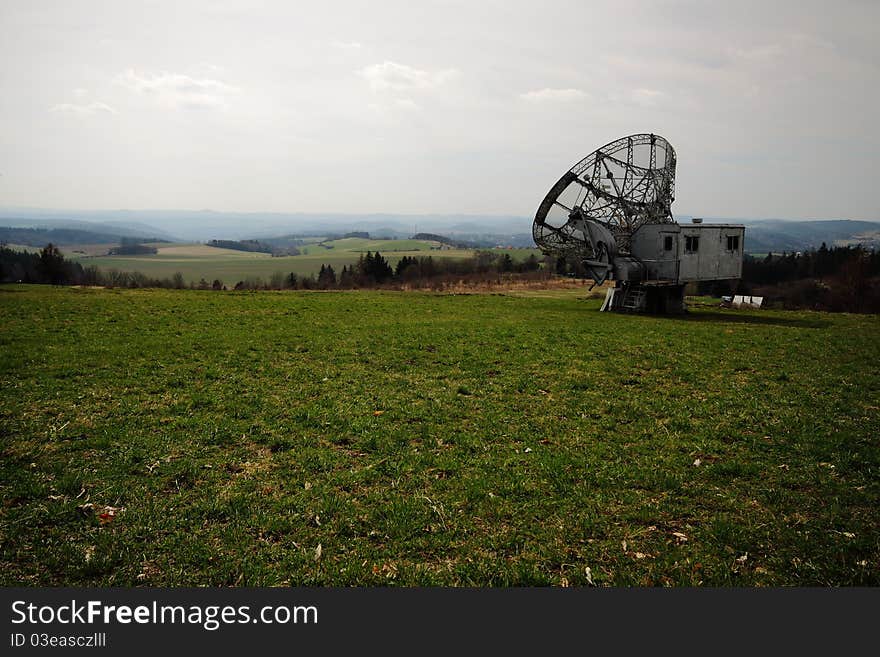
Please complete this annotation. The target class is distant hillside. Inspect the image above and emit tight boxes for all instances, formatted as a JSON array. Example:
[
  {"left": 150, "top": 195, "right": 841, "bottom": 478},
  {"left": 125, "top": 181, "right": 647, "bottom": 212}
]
[
  {"left": 0, "top": 213, "right": 177, "bottom": 241},
  {"left": 739, "top": 220, "right": 880, "bottom": 253},
  {"left": 412, "top": 232, "right": 467, "bottom": 247},
  {"left": 0, "top": 207, "right": 531, "bottom": 242},
  {"left": 2, "top": 207, "right": 877, "bottom": 253},
  {"left": 0, "top": 226, "right": 166, "bottom": 247}
]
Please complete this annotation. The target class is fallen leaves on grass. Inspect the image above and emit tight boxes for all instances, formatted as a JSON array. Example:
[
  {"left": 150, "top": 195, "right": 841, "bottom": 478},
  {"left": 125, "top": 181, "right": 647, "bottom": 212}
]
[
  {"left": 584, "top": 567, "right": 595, "bottom": 586},
  {"left": 77, "top": 503, "right": 124, "bottom": 525},
  {"left": 372, "top": 563, "right": 398, "bottom": 579},
  {"left": 136, "top": 562, "right": 161, "bottom": 582}
]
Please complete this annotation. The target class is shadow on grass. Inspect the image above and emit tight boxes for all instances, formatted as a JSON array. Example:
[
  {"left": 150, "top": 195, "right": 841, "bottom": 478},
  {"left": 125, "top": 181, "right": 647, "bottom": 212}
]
[{"left": 675, "top": 309, "right": 831, "bottom": 329}]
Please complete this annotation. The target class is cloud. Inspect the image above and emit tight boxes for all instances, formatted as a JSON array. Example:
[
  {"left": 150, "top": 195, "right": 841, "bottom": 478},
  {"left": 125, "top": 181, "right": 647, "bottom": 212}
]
[
  {"left": 629, "top": 88, "right": 664, "bottom": 106},
  {"left": 729, "top": 42, "right": 786, "bottom": 63},
  {"left": 117, "top": 69, "right": 240, "bottom": 109},
  {"left": 519, "top": 88, "right": 588, "bottom": 102},
  {"left": 330, "top": 40, "right": 362, "bottom": 50},
  {"left": 393, "top": 98, "right": 419, "bottom": 111},
  {"left": 50, "top": 102, "right": 118, "bottom": 117},
  {"left": 368, "top": 97, "right": 421, "bottom": 115},
  {"left": 367, "top": 98, "right": 422, "bottom": 117},
  {"left": 359, "top": 61, "right": 458, "bottom": 92}
]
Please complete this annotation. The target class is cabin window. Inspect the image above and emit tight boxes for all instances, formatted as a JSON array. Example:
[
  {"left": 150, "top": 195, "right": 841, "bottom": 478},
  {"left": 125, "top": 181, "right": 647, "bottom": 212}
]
[
  {"left": 726, "top": 235, "right": 740, "bottom": 251},
  {"left": 685, "top": 235, "right": 699, "bottom": 253},
  {"left": 663, "top": 235, "right": 673, "bottom": 251}
]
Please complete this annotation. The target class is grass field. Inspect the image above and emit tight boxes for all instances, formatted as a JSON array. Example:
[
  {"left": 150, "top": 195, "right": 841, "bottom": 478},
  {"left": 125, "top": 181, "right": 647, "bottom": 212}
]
[
  {"left": 4, "top": 244, "right": 42, "bottom": 253},
  {"left": 67, "top": 239, "right": 540, "bottom": 284},
  {"left": 1, "top": 285, "right": 878, "bottom": 586},
  {"left": 297, "top": 237, "right": 446, "bottom": 255}
]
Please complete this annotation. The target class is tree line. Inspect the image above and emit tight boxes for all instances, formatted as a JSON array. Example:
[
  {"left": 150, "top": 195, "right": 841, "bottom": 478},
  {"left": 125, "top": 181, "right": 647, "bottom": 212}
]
[
  {"left": 741, "top": 244, "right": 880, "bottom": 285},
  {"left": 0, "top": 244, "right": 196, "bottom": 289},
  {"left": 0, "top": 244, "right": 547, "bottom": 291},
  {"left": 696, "top": 244, "right": 880, "bottom": 313},
  {"left": 231, "top": 251, "right": 544, "bottom": 290},
  {"left": 5, "top": 242, "right": 876, "bottom": 313},
  {"left": 108, "top": 238, "right": 158, "bottom": 255}
]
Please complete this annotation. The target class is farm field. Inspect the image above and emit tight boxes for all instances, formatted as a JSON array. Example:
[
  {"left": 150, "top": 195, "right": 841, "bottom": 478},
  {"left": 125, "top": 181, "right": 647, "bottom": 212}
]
[
  {"left": 297, "top": 237, "right": 447, "bottom": 254},
  {"left": 3, "top": 244, "right": 41, "bottom": 254},
  {"left": 0, "top": 285, "right": 878, "bottom": 586},
  {"left": 67, "top": 239, "right": 540, "bottom": 284}
]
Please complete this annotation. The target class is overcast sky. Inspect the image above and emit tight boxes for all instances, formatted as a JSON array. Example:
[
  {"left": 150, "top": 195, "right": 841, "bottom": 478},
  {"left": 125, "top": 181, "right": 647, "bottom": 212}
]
[{"left": 1, "top": 0, "right": 877, "bottom": 220}]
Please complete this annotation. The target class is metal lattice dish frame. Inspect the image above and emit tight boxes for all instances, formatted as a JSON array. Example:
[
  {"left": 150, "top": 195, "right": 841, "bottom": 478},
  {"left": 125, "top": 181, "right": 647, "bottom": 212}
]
[{"left": 533, "top": 133, "right": 677, "bottom": 258}]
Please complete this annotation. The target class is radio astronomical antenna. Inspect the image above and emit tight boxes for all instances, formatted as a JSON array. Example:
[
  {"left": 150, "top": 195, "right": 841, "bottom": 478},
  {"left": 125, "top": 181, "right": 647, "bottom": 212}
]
[{"left": 532, "top": 133, "right": 744, "bottom": 313}]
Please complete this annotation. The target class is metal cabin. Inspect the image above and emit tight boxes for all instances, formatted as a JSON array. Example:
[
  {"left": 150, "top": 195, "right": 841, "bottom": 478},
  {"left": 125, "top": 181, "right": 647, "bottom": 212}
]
[
  {"left": 598, "top": 220, "right": 746, "bottom": 313},
  {"left": 630, "top": 221, "right": 745, "bottom": 283}
]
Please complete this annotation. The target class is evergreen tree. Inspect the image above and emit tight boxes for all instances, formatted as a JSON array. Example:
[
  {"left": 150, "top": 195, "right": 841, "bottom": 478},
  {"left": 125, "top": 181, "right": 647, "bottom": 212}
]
[
  {"left": 38, "top": 243, "right": 67, "bottom": 284},
  {"left": 522, "top": 254, "right": 540, "bottom": 271},
  {"left": 395, "top": 256, "right": 411, "bottom": 277},
  {"left": 318, "top": 264, "right": 337, "bottom": 288},
  {"left": 356, "top": 252, "right": 372, "bottom": 284},
  {"left": 372, "top": 251, "right": 393, "bottom": 282},
  {"left": 339, "top": 265, "right": 354, "bottom": 288},
  {"left": 499, "top": 253, "right": 514, "bottom": 272}
]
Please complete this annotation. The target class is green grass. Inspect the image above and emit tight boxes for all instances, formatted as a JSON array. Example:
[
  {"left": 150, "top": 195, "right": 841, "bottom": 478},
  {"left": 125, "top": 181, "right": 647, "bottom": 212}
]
[
  {"left": 4, "top": 244, "right": 43, "bottom": 254},
  {"left": 1, "top": 285, "right": 878, "bottom": 586},
  {"left": 298, "top": 237, "right": 446, "bottom": 254},
  {"left": 68, "top": 240, "right": 540, "bottom": 285}
]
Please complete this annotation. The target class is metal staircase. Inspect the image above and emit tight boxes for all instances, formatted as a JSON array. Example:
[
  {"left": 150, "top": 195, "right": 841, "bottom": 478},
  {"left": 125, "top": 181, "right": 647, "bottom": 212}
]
[{"left": 621, "top": 286, "right": 646, "bottom": 311}]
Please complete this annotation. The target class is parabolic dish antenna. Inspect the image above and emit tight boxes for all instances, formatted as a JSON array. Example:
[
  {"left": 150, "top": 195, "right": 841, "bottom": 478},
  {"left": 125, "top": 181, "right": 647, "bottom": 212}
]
[
  {"left": 532, "top": 133, "right": 745, "bottom": 314},
  {"left": 532, "top": 133, "right": 676, "bottom": 282}
]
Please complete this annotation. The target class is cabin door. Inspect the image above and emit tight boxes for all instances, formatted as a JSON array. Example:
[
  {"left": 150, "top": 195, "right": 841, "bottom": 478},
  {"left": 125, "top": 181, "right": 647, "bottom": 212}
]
[{"left": 658, "top": 231, "right": 679, "bottom": 281}]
